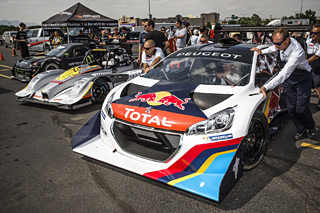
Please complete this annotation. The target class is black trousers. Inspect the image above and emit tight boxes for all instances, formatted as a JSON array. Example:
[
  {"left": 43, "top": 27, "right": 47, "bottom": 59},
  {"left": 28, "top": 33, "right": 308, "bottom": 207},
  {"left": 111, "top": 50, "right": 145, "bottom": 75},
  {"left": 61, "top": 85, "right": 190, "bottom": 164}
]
[{"left": 283, "top": 68, "right": 315, "bottom": 133}]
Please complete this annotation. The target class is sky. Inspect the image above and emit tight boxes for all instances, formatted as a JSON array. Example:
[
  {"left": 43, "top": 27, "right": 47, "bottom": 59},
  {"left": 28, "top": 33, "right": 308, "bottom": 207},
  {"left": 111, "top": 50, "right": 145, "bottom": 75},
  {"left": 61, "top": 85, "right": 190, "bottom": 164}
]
[{"left": 0, "top": 0, "right": 319, "bottom": 25}]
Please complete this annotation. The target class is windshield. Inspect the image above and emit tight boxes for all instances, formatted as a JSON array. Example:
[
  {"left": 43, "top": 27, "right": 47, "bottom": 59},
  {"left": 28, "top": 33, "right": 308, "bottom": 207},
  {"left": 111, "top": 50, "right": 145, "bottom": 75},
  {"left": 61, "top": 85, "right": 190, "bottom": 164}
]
[
  {"left": 46, "top": 45, "right": 67, "bottom": 57},
  {"left": 144, "top": 57, "right": 252, "bottom": 86}
]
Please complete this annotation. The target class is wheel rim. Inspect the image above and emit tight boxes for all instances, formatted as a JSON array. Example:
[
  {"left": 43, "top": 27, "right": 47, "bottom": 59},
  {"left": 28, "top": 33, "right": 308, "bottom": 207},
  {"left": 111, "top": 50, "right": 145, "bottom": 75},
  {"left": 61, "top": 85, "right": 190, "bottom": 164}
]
[
  {"left": 46, "top": 64, "right": 58, "bottom": 70},
  {"left": 244, "top": 119, "right": 266, "bottom": 166},
  {"left": 92, "top": 82, "right": 108, "bottom": 101}
]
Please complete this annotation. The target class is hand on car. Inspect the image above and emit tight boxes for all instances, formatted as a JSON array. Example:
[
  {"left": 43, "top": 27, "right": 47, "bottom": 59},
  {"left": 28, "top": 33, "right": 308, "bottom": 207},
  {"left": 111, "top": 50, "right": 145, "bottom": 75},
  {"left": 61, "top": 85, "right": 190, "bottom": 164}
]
[
  {"left": 259, "top": 86, "right": 267, "bottom": 99},
  {"left": 250, "top": 47, "right": 262, "bottom": 55}
]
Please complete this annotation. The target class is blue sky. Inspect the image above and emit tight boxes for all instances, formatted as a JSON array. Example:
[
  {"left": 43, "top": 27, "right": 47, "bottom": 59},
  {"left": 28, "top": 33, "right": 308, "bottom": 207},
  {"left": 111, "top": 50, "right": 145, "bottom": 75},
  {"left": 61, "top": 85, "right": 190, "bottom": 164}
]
[{"left": 0, "top": 0, "right": 319, "bottom": 24}]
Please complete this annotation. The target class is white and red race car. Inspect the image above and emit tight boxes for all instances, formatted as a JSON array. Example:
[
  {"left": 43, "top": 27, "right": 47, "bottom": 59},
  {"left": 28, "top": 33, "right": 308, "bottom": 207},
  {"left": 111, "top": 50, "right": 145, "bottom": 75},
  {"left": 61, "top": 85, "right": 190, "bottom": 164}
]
[{"left": 72, "top": 40, "right": 288, "bottom": 202}]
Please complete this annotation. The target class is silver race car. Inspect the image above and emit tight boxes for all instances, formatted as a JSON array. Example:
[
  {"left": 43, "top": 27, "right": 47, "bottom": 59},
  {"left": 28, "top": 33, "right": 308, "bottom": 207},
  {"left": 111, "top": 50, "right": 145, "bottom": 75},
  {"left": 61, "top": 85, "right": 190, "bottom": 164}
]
[{"left": 15, "top": 47, "right": 141, "bottom": 109}]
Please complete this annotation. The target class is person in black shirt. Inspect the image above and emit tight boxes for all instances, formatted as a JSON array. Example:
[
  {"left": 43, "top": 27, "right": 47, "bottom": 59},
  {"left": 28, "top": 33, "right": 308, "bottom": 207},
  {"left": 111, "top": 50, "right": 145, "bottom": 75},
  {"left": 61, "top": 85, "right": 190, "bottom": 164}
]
[
  {"left": 144, "top": 20, "right": 169, "bottom": 54},
  {"left": 15, "top": 23, "right": 29, "bottom": 59}
]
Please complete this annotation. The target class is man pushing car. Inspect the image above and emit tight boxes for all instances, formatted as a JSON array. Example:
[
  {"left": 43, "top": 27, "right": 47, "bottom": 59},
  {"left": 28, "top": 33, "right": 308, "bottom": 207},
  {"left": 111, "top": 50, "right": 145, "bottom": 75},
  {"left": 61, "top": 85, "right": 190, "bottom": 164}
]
[{"left": 251, "top": 27, "right": 316, "bottom": 140}]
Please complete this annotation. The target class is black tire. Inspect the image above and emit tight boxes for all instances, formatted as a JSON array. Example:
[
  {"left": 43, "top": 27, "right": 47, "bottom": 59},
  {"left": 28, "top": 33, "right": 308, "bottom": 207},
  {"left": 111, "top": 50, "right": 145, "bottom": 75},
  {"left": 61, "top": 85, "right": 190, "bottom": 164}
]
[
  {"left": 243, "top": 110, "right": 269, "bottom": 171},
  {"left": 91, "top": 79, "right": 110, "bottom": 103},
  {"left": 44, "top": 62, "right": 59, "bottom": 71}
]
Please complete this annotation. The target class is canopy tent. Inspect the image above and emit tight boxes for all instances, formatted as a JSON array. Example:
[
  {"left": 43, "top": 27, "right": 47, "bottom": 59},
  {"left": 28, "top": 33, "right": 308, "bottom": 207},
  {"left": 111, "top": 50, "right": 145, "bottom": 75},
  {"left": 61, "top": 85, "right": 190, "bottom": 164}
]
[{"left": 42, "top": 2, "right": 118, "bottom": 28}]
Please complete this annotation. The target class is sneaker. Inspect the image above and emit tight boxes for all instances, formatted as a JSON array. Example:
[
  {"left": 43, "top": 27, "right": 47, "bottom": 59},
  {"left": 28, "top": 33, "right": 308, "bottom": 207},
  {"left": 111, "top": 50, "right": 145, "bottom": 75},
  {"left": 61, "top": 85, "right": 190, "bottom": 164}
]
[
  {"left": 294, "top": 131, "right": 308, "bottom": 140},
  {"left": 308, "top": 128, "right": 316, "bottom": 139}
]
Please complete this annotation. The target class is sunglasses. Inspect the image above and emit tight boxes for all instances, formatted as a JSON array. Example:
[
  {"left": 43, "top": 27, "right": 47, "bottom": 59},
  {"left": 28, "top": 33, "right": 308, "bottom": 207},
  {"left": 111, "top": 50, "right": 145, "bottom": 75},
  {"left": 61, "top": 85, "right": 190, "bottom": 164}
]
[
  {"left": 143, "top": 25, "right": 148, "bottom": 28},
  {"left": 311, "top": 32, "right": 319, "bottom": 36},
  {"left": 144, "top": 46, "right": 154, "bottom": 50},
  {"left": 272, "top": 36, "right": 288, "bottom": 46},
  {"left": 200, "top": 40, "right": 207, "bottom": 43}
]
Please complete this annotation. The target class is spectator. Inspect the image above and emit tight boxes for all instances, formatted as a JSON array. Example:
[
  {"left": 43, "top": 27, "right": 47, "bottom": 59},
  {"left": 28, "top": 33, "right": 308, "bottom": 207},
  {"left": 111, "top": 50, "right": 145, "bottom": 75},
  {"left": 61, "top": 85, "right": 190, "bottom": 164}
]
[
  {"left": 106, "top": 28, "right": 112, "bottom": 38},
  {"left": 120, "top": 27, "right": 130, "bottom": 41},
  {"left": 99, "top": 30, "right": 109, "bottom": 44},
  {"left": 141, "top": 39, "right": 164, "bottom": 73},
  {"left": 166, "top": 25, "right": 175, "bottom": 40},
  {"left": 232, "top": 33, "right": 242, "bottom": 42},
  {"left": 111, "top": 27, "right": 121, "bottom": 40},
  {"left": 251, "top": 27, "right": 316, "bottom": 140},
  {"left": 197, "top": 25, "right": 208, "bottom": 44},
  {"left": 189, "top": 29, "right": 199, "bottom": 45},
  {"left": 173, "top": 20, "right": 187, "bottom": 50},
  {"left": 15, "top": 22, "right": 29, "bottom": 59},
  {"left": 306, "top": 25, "right": 320, "bottom": 109},
  {"left": 138, "top": 19, "right": 149, "bottom": 64},
  {"left": 184, "top": 22, "right": 192, "bottom": 45},
  {"left": 199, "top": 35, "right": 213, "bottom": 44},
  {"left": 78, "top": 30, "right": 86, "bottom": 38},
  {"left": 144, "top": 19, "right": 169, "bottom": 53},
  {"left": 161, "top": 27, "right": 167, "bottom": 37},
  {"left": 51, "top": 30, "right": 63, "bottom": 48}
]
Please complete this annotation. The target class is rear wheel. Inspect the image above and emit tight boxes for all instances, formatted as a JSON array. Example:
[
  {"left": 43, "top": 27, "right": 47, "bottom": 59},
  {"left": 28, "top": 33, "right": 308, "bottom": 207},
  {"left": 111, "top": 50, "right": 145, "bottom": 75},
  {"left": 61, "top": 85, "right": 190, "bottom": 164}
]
[
  {"left": 44, "top": 62, "right": 59, "bottom": 71},
  {"left": 91, "top": 79, "right": 110, "bottom": 103},
  {"left": 243, "top": 111, "right": 269, "bottom": 170}
]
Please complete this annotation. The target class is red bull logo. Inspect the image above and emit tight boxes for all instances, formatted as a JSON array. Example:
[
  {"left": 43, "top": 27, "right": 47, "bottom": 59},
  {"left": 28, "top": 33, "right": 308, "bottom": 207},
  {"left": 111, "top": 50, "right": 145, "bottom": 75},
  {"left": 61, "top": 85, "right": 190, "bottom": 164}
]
[{"left": 129, "top": 91, "right": 190, "bottom": 110}]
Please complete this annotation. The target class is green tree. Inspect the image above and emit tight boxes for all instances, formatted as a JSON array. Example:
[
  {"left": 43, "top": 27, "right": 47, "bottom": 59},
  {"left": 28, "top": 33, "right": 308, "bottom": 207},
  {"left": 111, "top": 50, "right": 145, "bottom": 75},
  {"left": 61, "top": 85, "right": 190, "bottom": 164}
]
[
  {"left": 238, "top": 14, "right": 263, "bottom": 26},
  {"left": 206, "top": 22, "right": 212, "bottom": 29}
]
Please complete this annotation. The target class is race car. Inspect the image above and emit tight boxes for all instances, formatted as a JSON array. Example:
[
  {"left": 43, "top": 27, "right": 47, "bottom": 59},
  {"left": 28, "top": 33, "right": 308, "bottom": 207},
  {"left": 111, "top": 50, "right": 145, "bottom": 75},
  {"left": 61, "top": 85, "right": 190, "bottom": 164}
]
[
  {"left": 12, "top": 43, "right": 94, "bottom": 82},
  {"left": 15, "top": 47, "right": 141, "bottom": 109},
  {"left": 72, "top": 40, "right": 289, "bottom": 202}
]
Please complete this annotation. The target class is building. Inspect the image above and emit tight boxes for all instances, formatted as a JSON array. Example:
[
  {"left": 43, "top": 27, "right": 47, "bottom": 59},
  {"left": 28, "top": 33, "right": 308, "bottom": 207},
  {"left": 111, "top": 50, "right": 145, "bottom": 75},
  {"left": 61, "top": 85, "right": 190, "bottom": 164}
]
[
  {"left": 118, "top": 15, "right": 204, "bottom": 28},
  {"left": 201, "top": 12, "right": 220, "bottom": 25}
]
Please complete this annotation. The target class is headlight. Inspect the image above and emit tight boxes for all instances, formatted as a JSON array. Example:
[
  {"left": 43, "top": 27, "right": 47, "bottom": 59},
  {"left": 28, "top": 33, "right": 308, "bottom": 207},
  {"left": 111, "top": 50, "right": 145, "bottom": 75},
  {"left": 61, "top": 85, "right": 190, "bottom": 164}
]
[
  {"left": 69, "top": 80, "right": 87, "bottom": 98},
  {"left": 105, "top": 92, "right": 115, "bottom": 118},
  {"left": 186, "top": 107, "right": 236, "bottom": 136}
]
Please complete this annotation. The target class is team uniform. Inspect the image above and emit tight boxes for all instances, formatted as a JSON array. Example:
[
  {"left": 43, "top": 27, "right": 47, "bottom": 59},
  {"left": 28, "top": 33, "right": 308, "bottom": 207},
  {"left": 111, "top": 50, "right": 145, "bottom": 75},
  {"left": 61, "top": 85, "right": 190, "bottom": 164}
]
[
  {"left": 15, "top": 30, "right": 29, "bottom": 58},
  {"left": 141, "top": 47, "right": 164, "bottom": 67},
  {"left": 261, "top": 37, "right": 315, "bottom": 136}
]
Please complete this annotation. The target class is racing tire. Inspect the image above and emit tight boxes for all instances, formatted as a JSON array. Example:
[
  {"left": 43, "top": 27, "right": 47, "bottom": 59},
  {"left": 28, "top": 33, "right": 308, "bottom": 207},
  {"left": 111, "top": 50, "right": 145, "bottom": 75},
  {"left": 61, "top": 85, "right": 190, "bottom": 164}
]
[
  {"left": 44, "top": 63, "right": 59, "bottom": 71},
  {"left": 91, "top": 79, "right": 110, "bottom": 103},
  {"left": 243, "top": 110, "right": 269, "bottom": 171}
]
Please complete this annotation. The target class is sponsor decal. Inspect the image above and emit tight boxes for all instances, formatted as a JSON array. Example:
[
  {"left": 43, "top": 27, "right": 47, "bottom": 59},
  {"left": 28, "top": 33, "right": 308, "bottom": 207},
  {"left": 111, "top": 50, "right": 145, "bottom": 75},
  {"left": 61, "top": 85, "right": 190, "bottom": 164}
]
[
  {"left": 101, "top": 111, "right": 106, "bottom": 120},
  {"left": 203, "top": 133, "right": 233, "bottom": 142},
  {"left": 176, "top": 52, "right": 242, "bottom": 59},
  {"left": 58, "top": 12, "right": 72, "bottom": 16},
  {"left": 68, "top": 61, "right": 82, "bottom": 67},
  {"left": 112, "top": 103, "right": 206, "bottom": 131},
  {"left": 76, "top": 15, "right": 101, "bottom": 19},
  {"left": 129, "top": 91, "right": 190, "bottom": 110},
  {"left": 124, "top": 108, "right": 175, "bottom": 127}
]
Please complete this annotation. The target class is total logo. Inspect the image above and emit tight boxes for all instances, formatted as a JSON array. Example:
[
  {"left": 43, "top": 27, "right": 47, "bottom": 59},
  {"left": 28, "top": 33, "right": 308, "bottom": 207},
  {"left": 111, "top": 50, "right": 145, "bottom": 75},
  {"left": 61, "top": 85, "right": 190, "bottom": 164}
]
[
  {"left": 129, "top": 91, "right": 190, "bottom": 110},
  {"left": 124, "top": 108, "right": 175, "bottom": 127}
]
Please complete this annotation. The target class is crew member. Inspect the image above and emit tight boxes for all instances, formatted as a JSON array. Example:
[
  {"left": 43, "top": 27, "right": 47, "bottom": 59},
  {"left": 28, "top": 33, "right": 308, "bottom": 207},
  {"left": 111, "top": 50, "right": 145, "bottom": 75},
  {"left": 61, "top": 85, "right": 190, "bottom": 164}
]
[
  {"left": 306, "top": 25, "right": 320, "bottom": 109},
  {"left": 144, "top": 20, "right": 169, "bottom": 54},
  {"left": 99, "top": 30, "right": 109, "bottom": 44},
  {"left": 141, "top": 39, "right": 164, "bottom": 73},
  {"left": 51, "top": 30, "right": 62, "bottom": 48},
  {"left": 251, "top": 27, "right": 316, "bottom": 140},
  {"left": 15, "top": 22, "right": 29, "bottom": 59}
]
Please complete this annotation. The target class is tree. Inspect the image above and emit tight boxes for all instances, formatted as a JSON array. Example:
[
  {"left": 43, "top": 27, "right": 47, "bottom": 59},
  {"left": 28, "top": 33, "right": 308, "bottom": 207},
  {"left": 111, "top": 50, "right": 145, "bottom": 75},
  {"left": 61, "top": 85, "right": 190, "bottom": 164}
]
[
  {"left": 283, "top": 9, "right": 317, "bottom": 25},
  {"left": 206, "top": 22, "right": 212, "bottom": 29},
  {"left": 238, "top": 14, "right": 263, "bottom": 26}
]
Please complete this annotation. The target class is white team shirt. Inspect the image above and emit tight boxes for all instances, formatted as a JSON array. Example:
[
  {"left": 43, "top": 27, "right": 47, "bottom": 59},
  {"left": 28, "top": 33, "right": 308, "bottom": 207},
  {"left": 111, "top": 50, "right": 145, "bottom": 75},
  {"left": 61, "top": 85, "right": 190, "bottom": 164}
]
[
  {"left": 261, "top": 37, "right": 312, "bottom": 91},
  {"left": 142, "top": 47, "right": 164, "bottom": 66},
  {"left": 306, "top": 38, "right": 320, "bottom": 57}
]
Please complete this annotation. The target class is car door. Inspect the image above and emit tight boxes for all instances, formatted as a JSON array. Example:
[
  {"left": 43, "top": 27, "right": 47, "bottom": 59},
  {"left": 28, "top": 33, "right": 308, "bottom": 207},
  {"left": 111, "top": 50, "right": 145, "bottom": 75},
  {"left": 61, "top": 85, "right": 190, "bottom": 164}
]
[
  {"left": 61, "top": 46, "right": 88, "bottom": 69},
  {"left": 27, "top": 30, "right": 39, "bottom": 52}
]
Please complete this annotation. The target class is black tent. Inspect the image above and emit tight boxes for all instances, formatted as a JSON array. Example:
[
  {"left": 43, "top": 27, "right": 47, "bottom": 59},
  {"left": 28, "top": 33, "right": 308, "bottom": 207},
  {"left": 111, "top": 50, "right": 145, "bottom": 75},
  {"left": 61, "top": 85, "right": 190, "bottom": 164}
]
[{"left": 42, "top": 2, "right": 118, "bottom": 28}]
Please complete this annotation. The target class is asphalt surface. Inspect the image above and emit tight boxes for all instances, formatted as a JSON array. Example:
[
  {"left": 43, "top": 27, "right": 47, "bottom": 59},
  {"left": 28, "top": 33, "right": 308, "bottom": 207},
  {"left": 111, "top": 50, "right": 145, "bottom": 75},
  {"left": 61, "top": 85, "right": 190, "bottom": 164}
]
[{"left": 0, "top": 45, "right": 319, "bottom": 213}]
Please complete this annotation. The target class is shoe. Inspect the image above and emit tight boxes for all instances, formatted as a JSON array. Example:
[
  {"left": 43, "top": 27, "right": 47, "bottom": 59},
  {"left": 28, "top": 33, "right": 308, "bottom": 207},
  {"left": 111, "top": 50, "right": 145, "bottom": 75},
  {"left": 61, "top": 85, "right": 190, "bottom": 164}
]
[
  {"left": 294, "top": 131, "right": 308, "bottom": 140},
  {"left": 308, "top": 128, "right": 316, "bottom": 139}
]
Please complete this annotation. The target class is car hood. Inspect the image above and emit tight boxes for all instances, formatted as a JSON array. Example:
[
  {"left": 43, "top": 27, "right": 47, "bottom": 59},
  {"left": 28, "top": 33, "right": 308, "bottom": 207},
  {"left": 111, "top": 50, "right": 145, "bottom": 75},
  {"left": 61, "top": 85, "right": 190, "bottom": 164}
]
[
  {"left": 15, "top": 56, "right": 52, "bottom": 68},
  {"left": 111, "top": 80, "right": 233, "bottom": 132},
  {"left": 40, "top": 65, "right": 102, "bottom": 99}
]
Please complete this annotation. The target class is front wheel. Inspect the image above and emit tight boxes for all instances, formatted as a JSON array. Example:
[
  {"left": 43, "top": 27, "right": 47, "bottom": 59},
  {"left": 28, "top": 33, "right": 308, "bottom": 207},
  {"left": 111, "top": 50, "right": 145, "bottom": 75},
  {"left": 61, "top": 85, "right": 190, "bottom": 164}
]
[
  {"left": 243, "top": 111, "right": 269, "bottom": 170},
  {"left": 91, "top": 79, "right": 110, "bottom": 103},
  {"left": 44, "top": 62, "right": 59, "bottom": 71}
]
